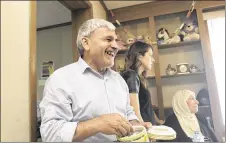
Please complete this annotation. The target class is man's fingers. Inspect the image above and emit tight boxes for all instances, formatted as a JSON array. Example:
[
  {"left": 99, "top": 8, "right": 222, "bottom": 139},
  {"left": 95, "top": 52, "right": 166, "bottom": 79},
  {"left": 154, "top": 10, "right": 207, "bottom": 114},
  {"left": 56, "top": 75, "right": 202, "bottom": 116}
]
[
  {"left": 116, "top": 125, "right": 128, "bottom": 137},
  {"left": 120, "top": 116, "right": 134, "bottom": 133},
  {"left": 111, "top": 128, "right": 122, "bottom": 138},
  {"left": 121, "top": 121, "right": 133, "bottom": 136},
  {"left": 125, "top": 121, "right": 134, "bottom": 134}
]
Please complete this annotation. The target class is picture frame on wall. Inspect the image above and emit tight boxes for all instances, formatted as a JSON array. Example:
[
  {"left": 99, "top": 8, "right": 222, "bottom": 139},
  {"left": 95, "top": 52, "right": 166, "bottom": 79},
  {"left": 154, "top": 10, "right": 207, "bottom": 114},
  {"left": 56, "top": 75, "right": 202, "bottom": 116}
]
[{"left": 41, "top": 61, "right": 54, "bottom": 80}]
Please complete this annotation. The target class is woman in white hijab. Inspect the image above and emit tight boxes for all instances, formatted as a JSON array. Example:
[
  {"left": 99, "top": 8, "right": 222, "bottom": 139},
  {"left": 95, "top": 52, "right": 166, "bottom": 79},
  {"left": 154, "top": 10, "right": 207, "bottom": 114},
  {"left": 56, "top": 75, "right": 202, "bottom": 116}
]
[{"left": 163, "top": 89, "right": 218, "bottom": 142}]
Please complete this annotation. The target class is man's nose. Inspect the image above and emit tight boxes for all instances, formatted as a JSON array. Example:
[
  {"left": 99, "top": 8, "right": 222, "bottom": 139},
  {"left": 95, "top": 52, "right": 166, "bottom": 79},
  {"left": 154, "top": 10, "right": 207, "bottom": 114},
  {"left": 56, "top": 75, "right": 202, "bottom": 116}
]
[{"left": 112, "top": 40, "right": 120, "bottom": 49}]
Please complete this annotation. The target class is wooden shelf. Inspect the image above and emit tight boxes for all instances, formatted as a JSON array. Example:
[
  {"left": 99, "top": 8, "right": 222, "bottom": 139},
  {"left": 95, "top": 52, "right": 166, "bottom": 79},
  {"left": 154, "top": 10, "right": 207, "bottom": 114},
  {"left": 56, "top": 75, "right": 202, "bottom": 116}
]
[
  {"left": 116, "top": 40, "right": 201, "bottom": 55},
  {"left": 158, "top": 40, "right": 201, "bottom": 49},
  {"left": 146, "top": 72, "right": 205, "bottom": 79},
  {"left": 147, "top": 76, "right": 155, "bottom": 79},
  {"left": 161, "top": 72, "right": 205, "bottom": 78}
]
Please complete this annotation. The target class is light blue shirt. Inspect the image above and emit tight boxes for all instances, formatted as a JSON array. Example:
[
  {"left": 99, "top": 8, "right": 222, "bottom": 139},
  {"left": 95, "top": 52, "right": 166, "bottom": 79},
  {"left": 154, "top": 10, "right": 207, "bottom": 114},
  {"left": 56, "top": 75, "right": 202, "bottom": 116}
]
[{"left": 40, "top": 57, "right": 138, "bottom": 142}]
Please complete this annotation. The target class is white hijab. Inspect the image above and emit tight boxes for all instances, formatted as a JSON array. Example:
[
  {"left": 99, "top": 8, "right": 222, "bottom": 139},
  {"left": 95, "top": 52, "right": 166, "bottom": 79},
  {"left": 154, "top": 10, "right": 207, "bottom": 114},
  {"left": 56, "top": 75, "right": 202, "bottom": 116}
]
[{"left": 172, "top": 89, "right": 201, "bottom": 138}]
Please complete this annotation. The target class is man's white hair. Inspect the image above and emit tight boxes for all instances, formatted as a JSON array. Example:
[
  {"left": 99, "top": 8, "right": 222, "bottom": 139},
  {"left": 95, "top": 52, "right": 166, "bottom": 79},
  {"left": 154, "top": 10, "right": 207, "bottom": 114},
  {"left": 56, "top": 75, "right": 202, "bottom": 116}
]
[{"left": 76, "top": 18, "right": 116, "bottom": 56}]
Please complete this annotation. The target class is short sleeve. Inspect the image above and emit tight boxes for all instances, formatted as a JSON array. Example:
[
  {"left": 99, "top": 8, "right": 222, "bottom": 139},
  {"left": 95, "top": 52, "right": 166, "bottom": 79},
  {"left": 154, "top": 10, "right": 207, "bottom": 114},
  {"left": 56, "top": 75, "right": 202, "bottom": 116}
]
[{"left": 121, "top": 70, "right": 140, "bottom": 93}]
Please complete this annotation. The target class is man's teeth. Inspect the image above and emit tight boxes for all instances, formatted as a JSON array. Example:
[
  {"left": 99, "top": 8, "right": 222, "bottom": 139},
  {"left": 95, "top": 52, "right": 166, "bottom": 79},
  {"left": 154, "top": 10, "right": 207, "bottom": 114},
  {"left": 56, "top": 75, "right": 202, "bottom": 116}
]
[{"left": 105, "top": 51, "right": 114, "bottom": 57}]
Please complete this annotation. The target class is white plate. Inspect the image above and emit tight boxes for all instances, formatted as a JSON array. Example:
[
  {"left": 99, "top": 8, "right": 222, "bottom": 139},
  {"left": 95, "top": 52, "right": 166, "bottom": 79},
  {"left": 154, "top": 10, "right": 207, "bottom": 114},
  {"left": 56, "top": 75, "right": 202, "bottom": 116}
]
[{"left": 147, "top": 125, "right": 176, "bottom": 136}]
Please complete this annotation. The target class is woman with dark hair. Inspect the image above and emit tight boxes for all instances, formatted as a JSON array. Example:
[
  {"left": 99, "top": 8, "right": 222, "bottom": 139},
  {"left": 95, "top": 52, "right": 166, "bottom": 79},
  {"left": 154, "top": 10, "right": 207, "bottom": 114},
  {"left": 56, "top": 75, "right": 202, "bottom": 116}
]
[{"left": 121, "top": 41, "right": 164, "bottom": 125}]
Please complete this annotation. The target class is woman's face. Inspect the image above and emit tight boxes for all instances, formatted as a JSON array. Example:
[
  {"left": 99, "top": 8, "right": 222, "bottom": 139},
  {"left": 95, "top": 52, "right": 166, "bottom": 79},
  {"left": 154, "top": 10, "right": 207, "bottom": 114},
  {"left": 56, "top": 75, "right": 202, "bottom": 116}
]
[
  {"left": 186, "top": 95, "right": 199, "bottom": 113},
  {"left": 140, "top": 48, "right": 155, "bottom": 71}
]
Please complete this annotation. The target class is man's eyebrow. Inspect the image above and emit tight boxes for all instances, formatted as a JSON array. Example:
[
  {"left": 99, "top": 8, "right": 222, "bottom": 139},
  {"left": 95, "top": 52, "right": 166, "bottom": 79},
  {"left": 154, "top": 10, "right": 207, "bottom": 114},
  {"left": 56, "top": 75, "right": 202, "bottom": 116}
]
[
  {"left": 105, "top": 35, "right": 114, "bottom": 39},
  {"left": 105, "top": 35, "right": 119, "bottom": 41}
]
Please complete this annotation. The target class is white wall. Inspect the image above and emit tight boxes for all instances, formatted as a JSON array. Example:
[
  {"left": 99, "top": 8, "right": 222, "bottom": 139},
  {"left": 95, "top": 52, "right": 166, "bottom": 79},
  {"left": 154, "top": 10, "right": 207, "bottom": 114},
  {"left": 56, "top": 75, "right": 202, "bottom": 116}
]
[
  {"left": 1, "top": 1, "right": 31, "bottom": 141},
  {"left": 207, "top": 17, "right": 225, "bottom": 141},
  {"left": 36, "top": 25, "right": 73, "bottom": 101},
  {"left": 37, "top": 1, "right": 71, "bottom": 28}
]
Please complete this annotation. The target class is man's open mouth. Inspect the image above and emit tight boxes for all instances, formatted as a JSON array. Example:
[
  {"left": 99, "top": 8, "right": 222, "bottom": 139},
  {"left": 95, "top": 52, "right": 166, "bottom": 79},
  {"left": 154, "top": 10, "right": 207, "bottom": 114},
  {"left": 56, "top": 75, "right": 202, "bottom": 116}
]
[{"left": 105, "top": 50, "right": 115, "bottom": 57}]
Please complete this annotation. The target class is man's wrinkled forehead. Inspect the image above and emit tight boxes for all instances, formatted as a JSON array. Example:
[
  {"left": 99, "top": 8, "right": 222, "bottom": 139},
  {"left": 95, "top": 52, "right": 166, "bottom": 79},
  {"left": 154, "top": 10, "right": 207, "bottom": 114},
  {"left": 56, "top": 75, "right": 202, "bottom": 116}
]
[{"left": 91, "top": 27, "right": 117, "bottom": 38}]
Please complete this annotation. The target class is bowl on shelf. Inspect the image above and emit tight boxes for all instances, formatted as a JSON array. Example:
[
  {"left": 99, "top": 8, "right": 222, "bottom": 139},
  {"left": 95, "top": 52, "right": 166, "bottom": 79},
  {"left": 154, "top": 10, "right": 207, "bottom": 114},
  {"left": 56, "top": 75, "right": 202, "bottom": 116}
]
[
  {"left": 189, "top": 64, "right": 201, "bottom": 73},
  {"left": 165, "top": 64, "right": 177, "bottom": 75}
]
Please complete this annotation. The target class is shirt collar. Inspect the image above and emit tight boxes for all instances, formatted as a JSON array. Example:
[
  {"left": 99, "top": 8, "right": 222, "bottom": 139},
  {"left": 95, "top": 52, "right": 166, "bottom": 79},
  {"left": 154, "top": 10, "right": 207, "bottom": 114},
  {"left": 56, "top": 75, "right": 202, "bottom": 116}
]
[
  {"left": 77, "top": 57, "right": 90, "bottom": 73},
  {"left": 77, "top": 57, "right": 111, "bottom": 78}
]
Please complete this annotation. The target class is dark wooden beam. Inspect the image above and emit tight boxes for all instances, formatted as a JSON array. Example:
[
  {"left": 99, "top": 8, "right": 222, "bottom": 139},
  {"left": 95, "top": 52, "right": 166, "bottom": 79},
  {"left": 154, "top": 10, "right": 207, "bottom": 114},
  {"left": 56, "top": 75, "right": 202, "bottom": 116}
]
[
  {"left": 72, "top": 7, "right": 93, "bottom": 62},
  {"left": 37, "top": 22, "right": 72, "bottom": 31},
  {"left": 59, "top": 0, "right": 91, "bottom": 11},
  {"left": 99, "top": 0, "right": 109, "bottom": 13},
  {"left": 109, "top": 1, "right": 169, "bottom": 22},
  {"left": 149, "top": 16, "right": 165, "bottom": 120},
  {"left": 109, "top": 1, "right": 225, "bottom": 23},
  {"left": 58, "top": 0, "right": 73, "bottom": 11},
  {"left": 203, "top": 5, "right": 225, "bottom": 12},
  {"left": 100, "top": 0, "right": 112, "bottom": 21}
]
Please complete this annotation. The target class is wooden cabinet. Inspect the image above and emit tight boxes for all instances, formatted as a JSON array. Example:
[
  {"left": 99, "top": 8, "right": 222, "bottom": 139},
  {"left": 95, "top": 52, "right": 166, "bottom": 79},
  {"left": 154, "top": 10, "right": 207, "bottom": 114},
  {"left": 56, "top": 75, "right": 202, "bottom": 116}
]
[
  {"left": 109, "top": 2, "right": 224, "bottom": 138},
  {"left": 113, "top": 9, "right": 207, "bottom": 119}
]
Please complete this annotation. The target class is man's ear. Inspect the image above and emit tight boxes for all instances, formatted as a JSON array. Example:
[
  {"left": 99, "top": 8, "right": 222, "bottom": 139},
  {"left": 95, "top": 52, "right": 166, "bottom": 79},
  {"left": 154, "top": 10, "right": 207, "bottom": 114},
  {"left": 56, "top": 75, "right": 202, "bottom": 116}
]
[{"left": 81, "top": 37, "right": 90, "bottom": 51}]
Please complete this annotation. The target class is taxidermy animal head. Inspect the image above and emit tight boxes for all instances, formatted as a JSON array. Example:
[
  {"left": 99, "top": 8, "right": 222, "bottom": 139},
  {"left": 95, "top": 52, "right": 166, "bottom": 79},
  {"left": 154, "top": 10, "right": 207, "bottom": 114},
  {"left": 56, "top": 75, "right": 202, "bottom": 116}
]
[
  {"left": 182, "top": 20, "right": 198, "bottom": 34},
  {"left": 157, "top": 28, "right": 170, "bottom": 41},
  {"left": 136, "top": 35, "right": 144, "bottom": 42},
  {"left": 126, "top": 38, "right": 135, "bottom": 45},
  {"left": 144, "top": 35, "right": 151, "bottom": 42}
]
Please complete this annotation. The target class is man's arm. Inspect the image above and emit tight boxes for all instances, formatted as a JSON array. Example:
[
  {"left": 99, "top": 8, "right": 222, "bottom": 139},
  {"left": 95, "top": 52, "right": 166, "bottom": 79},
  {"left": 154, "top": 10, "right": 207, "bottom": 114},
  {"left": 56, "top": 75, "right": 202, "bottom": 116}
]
[
  {"left": 40, "top": 76, "right": 134, "bottom": 142},
  {"left": 40, "top": 86, "right": 104, "bottom": 142},
  {"left": 72, "top": 117, "right": 101, "bottom": 141},
  {"left": 73, "top": 113, "right": 134, "bottom": 141},
  {"left": 40, "top": 75, "right": 108, "bottom": 142},
  {"left": 40, "top": 88, "right": 133, "bottom": 142},
  {"left": 40, "top": 86, "right": 78, "bottom": 142}
]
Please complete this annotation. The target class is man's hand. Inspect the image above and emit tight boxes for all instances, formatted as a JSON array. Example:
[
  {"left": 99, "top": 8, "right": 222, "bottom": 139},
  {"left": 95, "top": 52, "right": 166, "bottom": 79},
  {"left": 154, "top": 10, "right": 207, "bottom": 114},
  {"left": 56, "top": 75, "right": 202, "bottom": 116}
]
[
  {"left": 129, "top": 120, "right": 152, "bottom": 129},
  {"left": 97, "top": 113, "right": 134, "bottom": 138}
]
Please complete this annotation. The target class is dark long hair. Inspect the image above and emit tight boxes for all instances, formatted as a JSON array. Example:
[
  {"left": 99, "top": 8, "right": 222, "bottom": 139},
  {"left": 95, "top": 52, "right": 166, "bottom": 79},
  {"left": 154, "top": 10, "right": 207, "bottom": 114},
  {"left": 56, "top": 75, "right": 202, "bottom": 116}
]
[{"left": 125, "top": 41, "right": 153, "bottom": 87}]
